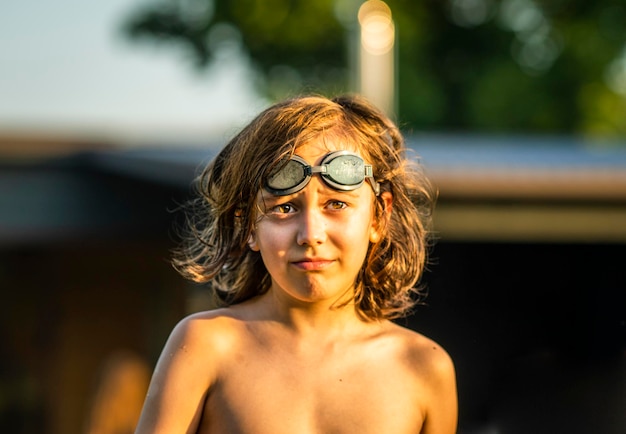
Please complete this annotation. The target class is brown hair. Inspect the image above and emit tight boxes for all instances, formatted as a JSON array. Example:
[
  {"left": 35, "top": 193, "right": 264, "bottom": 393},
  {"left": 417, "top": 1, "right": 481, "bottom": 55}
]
[{"left": 172, "top": 94, "right": 436, "bottom": 320}]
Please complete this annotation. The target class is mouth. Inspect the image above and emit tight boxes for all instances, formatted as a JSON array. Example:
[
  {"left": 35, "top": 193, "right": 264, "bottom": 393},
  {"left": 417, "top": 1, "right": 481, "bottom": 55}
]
[{"left": 291, "top": 258, "right": 335, "bottom": 271}]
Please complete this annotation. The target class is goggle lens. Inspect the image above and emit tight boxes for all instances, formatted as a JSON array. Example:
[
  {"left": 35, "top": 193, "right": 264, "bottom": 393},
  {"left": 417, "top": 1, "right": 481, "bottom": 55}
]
[
  {"left": 326, "top": 154, "right": 365, "bottom": 186},
  {"left": 266, "top": 159, "right": 307, "bottom": 190}
]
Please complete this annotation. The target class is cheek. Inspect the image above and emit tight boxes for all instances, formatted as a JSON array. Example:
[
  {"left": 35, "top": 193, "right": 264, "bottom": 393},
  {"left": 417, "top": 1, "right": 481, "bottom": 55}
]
[
  {"left": 338, "top": 214, "right": 375, "bottom": 255},
  {"left": 254, "top": 221, "right": 289, "bottom": 256}
]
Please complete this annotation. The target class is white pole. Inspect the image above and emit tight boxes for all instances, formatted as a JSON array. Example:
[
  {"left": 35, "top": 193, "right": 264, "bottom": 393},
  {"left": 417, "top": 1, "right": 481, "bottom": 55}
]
[{"left": 358, "top": 0, "right": 396, "bottom": 117}]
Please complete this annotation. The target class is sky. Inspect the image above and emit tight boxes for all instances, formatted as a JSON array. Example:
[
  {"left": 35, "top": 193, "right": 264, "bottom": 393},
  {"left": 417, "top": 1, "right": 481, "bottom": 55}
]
[{"left": 0, "top": 0, "right": 267, "bottom": 144}]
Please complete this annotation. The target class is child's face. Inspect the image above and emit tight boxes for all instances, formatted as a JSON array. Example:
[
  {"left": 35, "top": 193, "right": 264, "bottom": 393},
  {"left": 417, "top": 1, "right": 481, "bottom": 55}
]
[{"left": 249, "top": 141, "right": 382, "bottom": 307}]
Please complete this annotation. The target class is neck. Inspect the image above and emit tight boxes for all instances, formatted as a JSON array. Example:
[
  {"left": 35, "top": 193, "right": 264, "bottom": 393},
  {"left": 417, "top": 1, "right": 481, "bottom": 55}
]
[{"left": 257, "top": 289, "right": 372, "bottom": 338}]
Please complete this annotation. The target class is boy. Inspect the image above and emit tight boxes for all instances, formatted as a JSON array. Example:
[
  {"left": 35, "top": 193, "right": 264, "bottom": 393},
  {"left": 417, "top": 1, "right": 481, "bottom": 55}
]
[{"left": 135, "top": 94, "right": 458, "bottom": 433}]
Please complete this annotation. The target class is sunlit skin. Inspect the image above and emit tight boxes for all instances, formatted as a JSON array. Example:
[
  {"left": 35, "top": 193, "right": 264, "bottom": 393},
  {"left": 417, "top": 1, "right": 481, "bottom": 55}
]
[
  {"left": 248, "top": 142, "right": 380, "bottom": 313},
  {"left": 134, "top": 141, "right": 458, "bottom": 434}
]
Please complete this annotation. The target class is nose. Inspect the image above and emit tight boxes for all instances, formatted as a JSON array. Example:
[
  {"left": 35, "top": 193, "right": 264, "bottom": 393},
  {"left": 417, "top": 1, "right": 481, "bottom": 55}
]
[{"left": 296, "top": 206, "right": 327, "bottom": 246}]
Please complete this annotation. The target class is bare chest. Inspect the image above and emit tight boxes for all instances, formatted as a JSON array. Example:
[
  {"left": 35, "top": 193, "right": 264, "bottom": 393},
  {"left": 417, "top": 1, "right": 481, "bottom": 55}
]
[{"left": 197, "top": 346, "right": 425, "bottom": 434}]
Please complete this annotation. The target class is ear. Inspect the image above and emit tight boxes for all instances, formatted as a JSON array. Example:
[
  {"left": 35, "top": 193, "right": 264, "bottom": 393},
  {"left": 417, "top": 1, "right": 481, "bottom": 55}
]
[
  {"left": 248, "top": 232, "right": 260, "bottom": 251},
  {"left": 370, "top": 191, "right": 392, "bottom": 243}
]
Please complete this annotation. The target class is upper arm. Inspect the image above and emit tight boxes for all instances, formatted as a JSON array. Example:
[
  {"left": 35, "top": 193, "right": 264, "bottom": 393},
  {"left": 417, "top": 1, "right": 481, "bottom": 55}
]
[
  {"left": 134, "top": 315, "right": 221, "bottom": 434},
  {"left": 420, "top": 345, "right": 458, "bottom": 434}
]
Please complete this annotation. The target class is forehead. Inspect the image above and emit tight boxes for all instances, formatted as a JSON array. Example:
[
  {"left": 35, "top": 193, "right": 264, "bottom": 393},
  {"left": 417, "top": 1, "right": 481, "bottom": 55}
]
[{"left": 295, "top": 138, "right": 361, "bottom": 165}]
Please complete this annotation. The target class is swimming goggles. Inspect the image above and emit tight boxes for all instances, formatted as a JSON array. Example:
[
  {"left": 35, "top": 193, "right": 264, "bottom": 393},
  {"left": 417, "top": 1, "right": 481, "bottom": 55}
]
[{"left": 265, "top": 150, "right": 380, "bottom": 196}]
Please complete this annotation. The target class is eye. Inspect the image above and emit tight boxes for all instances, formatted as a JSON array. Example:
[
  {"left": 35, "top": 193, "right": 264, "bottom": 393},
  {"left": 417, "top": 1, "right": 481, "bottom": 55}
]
[
  {"left": 327, "top": 200, "right": 347, "bottom": 210},
  {"left": 270, "top": 203, "right": 296, "bottom": 214}
]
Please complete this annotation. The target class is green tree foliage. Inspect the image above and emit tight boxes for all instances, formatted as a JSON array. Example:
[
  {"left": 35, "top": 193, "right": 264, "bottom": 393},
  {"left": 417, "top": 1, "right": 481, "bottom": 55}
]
[{"left": 122, "top": 0, "right": 626, "bottom": 137}]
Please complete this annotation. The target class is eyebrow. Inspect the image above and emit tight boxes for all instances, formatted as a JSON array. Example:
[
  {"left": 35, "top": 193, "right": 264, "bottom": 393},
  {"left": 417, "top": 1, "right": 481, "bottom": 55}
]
[
  {"left": 260, "top": 187, "right": 363, "bottom": 202},
  {"left": 317, "top": 189, "right": 363, "bottom": 201}
]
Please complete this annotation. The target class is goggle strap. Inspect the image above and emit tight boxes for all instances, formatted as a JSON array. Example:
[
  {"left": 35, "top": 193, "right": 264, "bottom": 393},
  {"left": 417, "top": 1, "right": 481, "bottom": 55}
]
[
  {"left": 310, "top": 164, "right": 371, "bottom": 176},
  {"left": 309, "top": 166, "right": 327, "bottom": 175}
]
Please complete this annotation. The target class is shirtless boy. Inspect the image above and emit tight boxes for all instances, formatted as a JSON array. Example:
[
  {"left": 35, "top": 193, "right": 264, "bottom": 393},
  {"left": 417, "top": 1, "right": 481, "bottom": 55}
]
[{"left": 135, "top": 94, "right": 458, "bottom": 434}]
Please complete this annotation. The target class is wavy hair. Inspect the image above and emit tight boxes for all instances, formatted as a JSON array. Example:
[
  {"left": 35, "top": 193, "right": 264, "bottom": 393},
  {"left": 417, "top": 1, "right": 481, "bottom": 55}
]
[{"left": 172, "top": 94, "right": 436, "bottom": 320}]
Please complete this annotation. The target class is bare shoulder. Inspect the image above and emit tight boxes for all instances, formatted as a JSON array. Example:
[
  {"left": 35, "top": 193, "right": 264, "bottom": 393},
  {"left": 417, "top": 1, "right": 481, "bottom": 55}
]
[
  {"left": 134, "top": 306, "right": 253, "bottom": 433},
  {"left": 390, "top": 322, "right": 455, "bottom": 380},
  {"left": 384, "top": 322, "right": 458, "bottom": 434},
  {"left": 148, "top": 307, "right": 250, "bottom": 392},
  {"left": 168, "top": 307, "right": 250, "bottom": 359}
]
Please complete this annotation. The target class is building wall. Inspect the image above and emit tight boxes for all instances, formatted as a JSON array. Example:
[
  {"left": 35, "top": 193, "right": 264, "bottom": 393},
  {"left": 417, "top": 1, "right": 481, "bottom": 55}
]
[
  {"left": 411, "top": 240, "right": 626, "bottom": 433},
  {"left": 0, "top": 239, "right": 188, "bottom": 434}
]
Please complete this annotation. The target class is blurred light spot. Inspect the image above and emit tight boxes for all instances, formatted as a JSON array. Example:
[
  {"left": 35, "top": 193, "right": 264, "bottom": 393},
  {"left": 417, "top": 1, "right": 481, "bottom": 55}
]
[
  {"left": 358, "top": 0, "right": 394, "bottom": 55},
  {"left": 180, "top": 0, "right": 214, "bottom": 28},
  {"left": 449, "top": 0, "right": 494, "bottom": 28},
  {"left": 605, "top": 48, "right": 626, "bottom": 96},
  {"left": 268, "top": 64, "right": 303, "bottom": 96},
  {"left": 207, "top": 22, "right": 242, "bottom": 53},
  {"left": 498, "top": 0, "right": 560, "bottom": 75},
  {"left": 84, "top": 352, "right": 151, "bottom": 434},
  {"left": 499, "top": 0, "right": 542, "bottom": 33},
  {"left": 511, "top": 34, "right": 561, "bottom": 75},
  {"left": 516, "top": 17, "right": 550, "bottom": 43},
  {"left": 334, "top": 0, "right": 362, "bottom": 27},
  {"left": 358, "top": 1, "right": 395, "bottom": 116}
]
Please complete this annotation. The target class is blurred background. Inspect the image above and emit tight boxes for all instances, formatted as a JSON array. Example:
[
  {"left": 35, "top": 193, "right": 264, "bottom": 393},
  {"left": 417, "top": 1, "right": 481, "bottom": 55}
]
[{"left": 1, "top": 1, "right": 625, "bottom": 433}]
